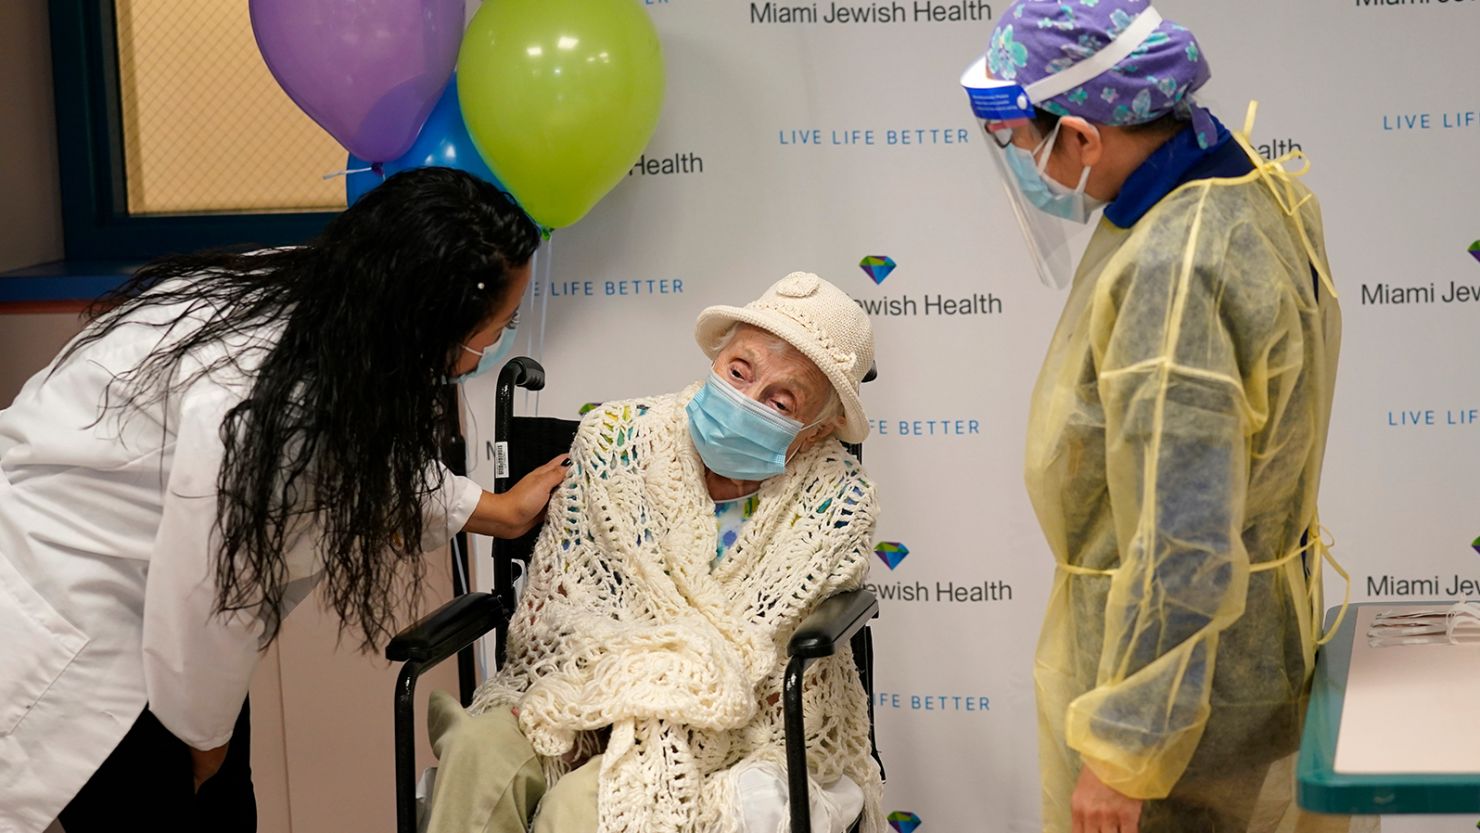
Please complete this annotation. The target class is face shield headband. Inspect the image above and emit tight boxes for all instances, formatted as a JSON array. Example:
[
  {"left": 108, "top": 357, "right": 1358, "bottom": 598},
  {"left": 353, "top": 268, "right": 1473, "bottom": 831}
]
[{"left": 960, "top": 7, "right": 1165, "bottom": 138}]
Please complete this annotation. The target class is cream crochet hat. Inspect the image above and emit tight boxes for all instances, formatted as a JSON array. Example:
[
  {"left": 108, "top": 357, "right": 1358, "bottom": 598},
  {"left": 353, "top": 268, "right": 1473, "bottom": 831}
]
[{"left": 694, "top": 271, "right": 874, "bottom": 443}]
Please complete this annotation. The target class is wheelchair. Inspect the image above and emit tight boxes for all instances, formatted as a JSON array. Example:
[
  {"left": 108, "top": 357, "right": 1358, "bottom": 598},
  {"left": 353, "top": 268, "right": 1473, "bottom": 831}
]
[{"left": 387, "top": 357, "right": 883, "bottom": 833}]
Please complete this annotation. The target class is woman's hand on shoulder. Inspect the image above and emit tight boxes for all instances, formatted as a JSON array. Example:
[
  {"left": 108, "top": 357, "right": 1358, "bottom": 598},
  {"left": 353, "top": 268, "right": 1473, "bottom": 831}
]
[{"left": 466, "top": 454, "right": 571, "bottom": 539}]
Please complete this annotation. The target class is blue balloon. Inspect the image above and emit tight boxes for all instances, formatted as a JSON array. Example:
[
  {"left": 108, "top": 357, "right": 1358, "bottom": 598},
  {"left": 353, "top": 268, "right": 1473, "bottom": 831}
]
[{"left": 345, "top": 73, "right": 504, "bottom": 205}]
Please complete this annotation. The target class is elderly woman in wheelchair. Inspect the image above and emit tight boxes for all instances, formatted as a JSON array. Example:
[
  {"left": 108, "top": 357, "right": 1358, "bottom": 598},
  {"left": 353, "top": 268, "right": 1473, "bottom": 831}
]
[{"left": 424, "top": 273, "right": 884, "bottom": 833}]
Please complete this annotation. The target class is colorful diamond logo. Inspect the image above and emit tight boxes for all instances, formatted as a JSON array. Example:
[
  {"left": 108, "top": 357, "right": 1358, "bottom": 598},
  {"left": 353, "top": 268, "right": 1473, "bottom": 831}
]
[
  {"left": 887, "top": 811, "right": 922, "bottom": 833},
  {"left": 875, "top": 542, "right": 910, "bottom": 570},
  {"left": 859, "top": 255, "right": 897, "bottom": 285},
  {"left": 1471, "top": 535, "right": 1480, "bottom": 556},
  {"left": 579, "top": 402, "right": 603, "bottom": 415},
  {"left": 1470, "top": 241, "right": 1480, "bottom": 265}
]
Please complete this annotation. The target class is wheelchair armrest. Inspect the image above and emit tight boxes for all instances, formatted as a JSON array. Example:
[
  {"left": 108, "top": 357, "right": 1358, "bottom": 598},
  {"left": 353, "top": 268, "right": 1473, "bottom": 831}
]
[
  {"left": 385, "top": 592, "right": 508, "bottom": 665},
  {"left": 787, "top": 589, "right": 879, "bottom": 660}
]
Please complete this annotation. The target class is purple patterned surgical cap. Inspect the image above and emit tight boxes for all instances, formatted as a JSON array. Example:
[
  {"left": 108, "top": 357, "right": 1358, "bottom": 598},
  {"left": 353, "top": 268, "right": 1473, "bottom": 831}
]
[{"left": 987, "top": 0, "right": 1217, "bottom": 147}]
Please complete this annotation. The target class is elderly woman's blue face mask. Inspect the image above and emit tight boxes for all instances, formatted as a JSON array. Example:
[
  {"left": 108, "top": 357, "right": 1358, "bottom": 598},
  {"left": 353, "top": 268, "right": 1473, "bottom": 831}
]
[{"left": 687, "top": 371, "right": 818, "bottom": 481}]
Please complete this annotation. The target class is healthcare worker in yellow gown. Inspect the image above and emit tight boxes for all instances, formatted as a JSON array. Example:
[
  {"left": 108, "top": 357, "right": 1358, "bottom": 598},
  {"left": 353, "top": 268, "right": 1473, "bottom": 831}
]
[{"left": 961, "top": 3, "right": 1370, "bottom": 831}]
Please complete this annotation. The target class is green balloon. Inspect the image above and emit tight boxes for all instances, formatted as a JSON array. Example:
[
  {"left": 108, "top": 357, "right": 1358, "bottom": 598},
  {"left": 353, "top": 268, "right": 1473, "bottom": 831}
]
[{"left": 458, "top": 0, "right": 665, "bottom": 229}]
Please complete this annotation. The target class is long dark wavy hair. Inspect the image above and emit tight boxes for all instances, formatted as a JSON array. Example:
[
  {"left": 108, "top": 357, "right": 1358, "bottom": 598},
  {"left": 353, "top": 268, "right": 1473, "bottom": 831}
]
[{"left": 60, "top": 167, "right": 539, "bottom": 649}]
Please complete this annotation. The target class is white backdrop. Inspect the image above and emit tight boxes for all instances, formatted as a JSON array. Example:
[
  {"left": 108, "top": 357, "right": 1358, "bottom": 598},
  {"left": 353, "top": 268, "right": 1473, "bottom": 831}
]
[{"left": 457, "top": 2, "right": 1480, "bottom": 830}]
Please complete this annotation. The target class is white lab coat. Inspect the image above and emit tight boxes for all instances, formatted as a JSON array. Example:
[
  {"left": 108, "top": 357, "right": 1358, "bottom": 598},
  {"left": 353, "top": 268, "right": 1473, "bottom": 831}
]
[{"left": 0, "top": 294, "right": 480, "bottom": 832}]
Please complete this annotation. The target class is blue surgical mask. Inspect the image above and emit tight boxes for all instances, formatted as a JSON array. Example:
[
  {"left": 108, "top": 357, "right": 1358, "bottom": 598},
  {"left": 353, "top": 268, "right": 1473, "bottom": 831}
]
[
  {"left": 686, "top": 371, "right": 810, "bottom": 482},
  {"left": 449, "top": 331, "right": 513, "bottom": 384},
  {"left": 1003, "top": 123, "right": 1106, "bottom": 224}
]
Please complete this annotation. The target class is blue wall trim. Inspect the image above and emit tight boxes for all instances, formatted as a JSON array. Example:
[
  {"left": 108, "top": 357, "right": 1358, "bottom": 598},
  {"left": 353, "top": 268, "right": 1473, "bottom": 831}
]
[{"left": 0, "top": 261, "right": 134, "bottom": 303}]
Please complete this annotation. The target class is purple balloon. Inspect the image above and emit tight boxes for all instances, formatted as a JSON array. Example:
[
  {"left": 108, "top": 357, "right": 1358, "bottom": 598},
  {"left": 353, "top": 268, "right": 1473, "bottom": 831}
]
[{"left": 250, "top": 0, "right": 465, "bottom": 162}]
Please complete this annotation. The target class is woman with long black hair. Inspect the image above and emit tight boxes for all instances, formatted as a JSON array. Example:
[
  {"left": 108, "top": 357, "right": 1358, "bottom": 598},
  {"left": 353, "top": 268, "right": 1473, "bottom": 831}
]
[{"left": 0, "top": 167, "right": 568, "bottom": 832}]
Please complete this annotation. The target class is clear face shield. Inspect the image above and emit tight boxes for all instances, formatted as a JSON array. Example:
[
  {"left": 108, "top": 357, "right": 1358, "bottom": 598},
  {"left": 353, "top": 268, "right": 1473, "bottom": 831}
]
[
  {"left": 959, "top": 57, "right": 1100, "bottom": 291},
  {"left": 960, "top": 7, "right": 1165, "bottom": 289}
]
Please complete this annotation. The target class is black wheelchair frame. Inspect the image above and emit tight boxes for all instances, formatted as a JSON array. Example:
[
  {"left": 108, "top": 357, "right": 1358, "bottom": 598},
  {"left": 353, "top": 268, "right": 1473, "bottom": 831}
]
[{"left": 386, "top": 358, "right": 882, "bottom": 833}]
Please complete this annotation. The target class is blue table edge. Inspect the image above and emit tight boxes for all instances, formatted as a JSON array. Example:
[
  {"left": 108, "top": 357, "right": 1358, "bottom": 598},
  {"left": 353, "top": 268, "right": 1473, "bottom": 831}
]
[{"left": 1297, "top": 600, "right": 1480, "bottom": 815}]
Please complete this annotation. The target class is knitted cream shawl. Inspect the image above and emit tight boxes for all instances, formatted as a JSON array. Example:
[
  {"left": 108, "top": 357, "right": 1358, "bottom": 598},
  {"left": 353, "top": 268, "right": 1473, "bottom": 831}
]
[{"left": 469, "top": 387, "right": 884, "bottom": 833}]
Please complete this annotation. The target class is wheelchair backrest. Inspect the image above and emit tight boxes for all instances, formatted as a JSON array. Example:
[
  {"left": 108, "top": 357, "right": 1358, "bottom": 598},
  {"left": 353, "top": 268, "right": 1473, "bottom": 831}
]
[{"left": 492, "top": 416, "right": 580, "bottom": 587}]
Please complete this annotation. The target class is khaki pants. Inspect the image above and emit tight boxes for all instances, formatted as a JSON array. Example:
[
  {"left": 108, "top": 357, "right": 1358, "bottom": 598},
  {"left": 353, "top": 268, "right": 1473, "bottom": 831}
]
[{"left": 426, "top": 691, "right": 599, "bottom": 833}]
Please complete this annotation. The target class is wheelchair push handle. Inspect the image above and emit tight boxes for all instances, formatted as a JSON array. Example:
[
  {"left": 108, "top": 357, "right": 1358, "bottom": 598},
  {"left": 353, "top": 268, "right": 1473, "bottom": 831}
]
[
  {"left": 495, "top": 357, "right": 546, "bottom": 494},
  {"left": 498, "top": 356, "right": 546, "bottom": 394}
]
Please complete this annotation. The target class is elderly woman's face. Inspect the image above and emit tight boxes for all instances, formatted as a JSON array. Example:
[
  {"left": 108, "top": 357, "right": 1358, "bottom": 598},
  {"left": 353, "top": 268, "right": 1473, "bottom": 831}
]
[{"left": 711, "top": 325, "right": 835, "bottom": 444}]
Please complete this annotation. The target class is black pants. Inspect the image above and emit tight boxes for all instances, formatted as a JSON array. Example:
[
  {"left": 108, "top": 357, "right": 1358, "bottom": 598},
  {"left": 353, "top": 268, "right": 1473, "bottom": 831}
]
[{"left": 58, "top": 699, "right": 256, "bottom": 833}]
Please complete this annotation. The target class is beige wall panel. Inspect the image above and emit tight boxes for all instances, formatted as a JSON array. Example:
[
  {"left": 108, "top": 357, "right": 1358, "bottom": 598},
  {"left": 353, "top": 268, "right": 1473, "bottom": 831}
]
[
  {"left": 0, "top": 0, "right": 64, "bottom": 271},
  {"left": 249, "top": 642, "right": 294, "bottom": 833},
  {"left": 275, "top": 554, "right": 460, "bottom": 832},
  {"left": 0, "top": 312, "right": 84, "bottom": 406}
]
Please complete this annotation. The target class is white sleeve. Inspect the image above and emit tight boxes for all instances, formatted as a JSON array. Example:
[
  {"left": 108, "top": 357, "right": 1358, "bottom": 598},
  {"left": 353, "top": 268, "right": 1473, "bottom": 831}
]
[
  {"left": 141, "top": 389, "right": 262, "bottom": 750},
  {"left": 418, "top": 466, "right": 482, "bottom": 554}
]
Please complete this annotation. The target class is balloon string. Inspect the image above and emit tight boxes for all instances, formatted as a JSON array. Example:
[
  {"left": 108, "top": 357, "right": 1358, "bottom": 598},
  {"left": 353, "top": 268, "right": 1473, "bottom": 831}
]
[
  {"left": 534, "top": 239, "right": 553, "bottom": 416},
  {"left": 323, "top": 161, "right": 382, "bottom": 180},
  {"left": 519, "top": 246, "right": 540, "bottom": 414},
  {"left": 321, "top": 166, "right": 376, "bottom": 180}
]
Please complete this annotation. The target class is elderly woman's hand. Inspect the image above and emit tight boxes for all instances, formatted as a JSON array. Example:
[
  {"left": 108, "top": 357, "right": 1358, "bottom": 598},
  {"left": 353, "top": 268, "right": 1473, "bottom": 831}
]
[{"left": 464, "top": 454, "right": 570, "bottom": 539}]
